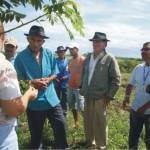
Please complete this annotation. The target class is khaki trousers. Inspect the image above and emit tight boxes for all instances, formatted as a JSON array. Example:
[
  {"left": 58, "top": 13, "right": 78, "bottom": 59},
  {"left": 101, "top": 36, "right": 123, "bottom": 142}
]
[{"left": 83, "top": 99, "right": 108, "bottom": 149}]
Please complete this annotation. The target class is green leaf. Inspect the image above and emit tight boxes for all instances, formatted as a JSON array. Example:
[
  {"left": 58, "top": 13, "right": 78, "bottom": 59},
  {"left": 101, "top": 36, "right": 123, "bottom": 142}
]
[
  {"left": 51, "top": 0, "right": 56, "bottom": 4},
  {"left": 0, "top": 0, "right": 4, "bottom": 6},
  {"left": 1, "top": 12, "right": 5, "bottom": 22},
  {"left": 57, "top": 4, "right": 63, "bottom": 14},
  {"left": 15, "top": 15, "right": 20, "bottom": 22},
  {"left": 19, "top": 80, "right": 32, "bottom": 94},
  {"left": 0, "top": 0, "right": 84, "bottom": 39},
  {"left": 9, "top": 14, "right": 14, "bottom": 22},
  {"left": 3, "top": 1, "right": 13, "bottom": 9},
  {"left": 19, "top": 0, "right": 26, "bottom": 7},
  {"left": 5, "top": 13, "right": 10, "bottom": 23}
]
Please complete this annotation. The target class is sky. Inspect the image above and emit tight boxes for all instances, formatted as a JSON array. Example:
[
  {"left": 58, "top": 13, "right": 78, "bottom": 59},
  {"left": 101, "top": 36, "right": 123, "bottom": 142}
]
[{"left": 3, "top": 0, "right": 150, "bottom": 58}]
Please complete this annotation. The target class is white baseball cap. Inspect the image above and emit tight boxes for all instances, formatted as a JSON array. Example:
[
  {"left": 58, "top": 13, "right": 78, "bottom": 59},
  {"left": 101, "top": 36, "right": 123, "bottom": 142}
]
[
  {"left": 67, "top": 42, "right": 79, "bottom": 49},
  {"left": 4, "top": 37, "right": 18, "bottom": 47}
]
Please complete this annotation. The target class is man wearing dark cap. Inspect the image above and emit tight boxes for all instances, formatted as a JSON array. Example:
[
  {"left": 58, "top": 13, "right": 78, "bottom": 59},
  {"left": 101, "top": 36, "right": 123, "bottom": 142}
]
[
  {"left": 14, "top": 25, "right": 69, "bottom": 149},
  {"left": 80, "top": 32, "right": 121, "bottom": 149},
  {"left": 54, "top": 46, "right": 69, "bottom": 118}
]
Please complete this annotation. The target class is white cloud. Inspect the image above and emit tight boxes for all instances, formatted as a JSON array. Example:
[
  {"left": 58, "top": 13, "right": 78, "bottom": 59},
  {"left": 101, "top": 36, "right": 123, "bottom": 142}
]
[{"left": 3, "top": 0, "right": 150, "bottom": 58}]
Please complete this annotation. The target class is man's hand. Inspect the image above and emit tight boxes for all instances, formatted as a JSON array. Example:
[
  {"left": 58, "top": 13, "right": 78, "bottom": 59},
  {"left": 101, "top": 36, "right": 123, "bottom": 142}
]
[
  {"left": 137, "top": 106, "right": 146, "bottom": 117},
  {"left": 32, "top": 79, "right": 47, "bottom": 90},
  {"left": 122, "top": 99, "right": 130, "bottom": 108},
  {"left": 32, "top": 75, "right": 56, "bottom": 90},
  {"left": 136, "top": 101, "right": 150, "bottom": 117},
  {"left": 146, "top": 84, "right": 150, "bottom": 94},
  {"left": 102, "top": 97, "right": 110, "bottom": 108},
  {"left": 26, "top": 86, "right": 38, "bottom": 100},
  {"left": 59, "top": 76, "right": 66, "bottom": 81},
  {"left": 55, "top": 78, "right": 60, "bottom": 83}
]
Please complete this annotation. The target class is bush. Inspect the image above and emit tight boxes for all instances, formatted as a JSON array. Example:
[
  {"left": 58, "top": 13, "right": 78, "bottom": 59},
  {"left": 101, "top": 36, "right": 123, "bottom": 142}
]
[{"left": 118, "top": 59, "right": 143, "bottom": 73}]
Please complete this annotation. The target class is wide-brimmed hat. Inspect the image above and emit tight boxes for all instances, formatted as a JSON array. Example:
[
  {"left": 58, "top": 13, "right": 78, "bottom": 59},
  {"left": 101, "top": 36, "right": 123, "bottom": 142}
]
[
  {"left": 66, "top": 42, "right": 79, "bottom": 49},
  {"left": 4, "top": 37, "right": 18, "bottom": 47},
  {"left": 24, "top": 25, "right": 49, "bottom": 39},
  {"left": 55, "top": 46, "right": 67, "bottom": 53},
  {"left": 89, "top": 32, "right": 110, "bottom": 41}
]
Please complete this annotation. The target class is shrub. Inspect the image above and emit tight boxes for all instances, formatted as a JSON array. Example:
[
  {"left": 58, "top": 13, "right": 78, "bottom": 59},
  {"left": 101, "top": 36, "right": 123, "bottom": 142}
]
[{"left": 118, "top": 59, "right": 143, "bottom": 73}]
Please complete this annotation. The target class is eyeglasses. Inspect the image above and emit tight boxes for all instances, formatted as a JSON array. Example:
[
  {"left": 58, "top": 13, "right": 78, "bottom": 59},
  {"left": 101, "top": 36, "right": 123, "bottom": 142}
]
[{"left": 141, "top": 48, "right": 150, "bottom": 51}]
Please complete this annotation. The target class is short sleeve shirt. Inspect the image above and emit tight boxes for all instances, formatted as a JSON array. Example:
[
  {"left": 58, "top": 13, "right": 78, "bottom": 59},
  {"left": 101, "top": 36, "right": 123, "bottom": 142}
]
[
  {"left": 0, "top": 59, "right": 21, "bottom": 125},
  {"left": 129, "top": 63, "right": 150, "bottom": 114}
]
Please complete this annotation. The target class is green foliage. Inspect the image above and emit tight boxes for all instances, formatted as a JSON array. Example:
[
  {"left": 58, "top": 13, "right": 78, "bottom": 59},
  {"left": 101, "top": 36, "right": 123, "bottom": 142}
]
[
  {"left": 0, "top": 0, "right": 43, "bottom": 23},
  {"left": 118, "top": 58, "right": 144, "bottom": 73},
  {"left": 17, "top": 73, "right": 146, "bottom": 149},
  {"left": 0, "top": 9, "right": 26, "bottom": 23},
  {"left": 19, "top": 80, "right": 32, "bottom": 94},
  {"left": 0, "top": 0, "right": 84, "bottom": 39},
  {"left": 43, "top": 0, "right": 84, "bottom": 39}
]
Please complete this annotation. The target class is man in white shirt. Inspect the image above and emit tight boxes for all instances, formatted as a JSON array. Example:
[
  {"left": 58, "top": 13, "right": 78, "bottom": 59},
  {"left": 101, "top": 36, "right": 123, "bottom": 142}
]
[{"left": 123, "top": 42, "right": 150, "bottom": 149}]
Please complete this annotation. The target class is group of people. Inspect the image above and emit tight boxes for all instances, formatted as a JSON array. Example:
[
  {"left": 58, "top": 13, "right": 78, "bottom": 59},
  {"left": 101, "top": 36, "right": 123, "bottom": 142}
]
[
  {"left": 54, "top": 42, "right": 85, "bottom": 129},
  {"left": 1, "top": 23, "right": 150, "bottom": 150}
]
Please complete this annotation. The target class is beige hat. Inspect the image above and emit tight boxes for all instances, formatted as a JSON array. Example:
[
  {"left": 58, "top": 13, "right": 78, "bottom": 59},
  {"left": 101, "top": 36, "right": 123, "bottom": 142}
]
[{"left": 4, "top": 37, "right": 18, "bottom": 47}]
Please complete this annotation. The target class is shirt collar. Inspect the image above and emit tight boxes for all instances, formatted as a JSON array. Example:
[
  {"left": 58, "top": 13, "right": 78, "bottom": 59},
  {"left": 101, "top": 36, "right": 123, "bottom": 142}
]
[{"left": 91, "top": 50, "right": 105, "bottom": 60}]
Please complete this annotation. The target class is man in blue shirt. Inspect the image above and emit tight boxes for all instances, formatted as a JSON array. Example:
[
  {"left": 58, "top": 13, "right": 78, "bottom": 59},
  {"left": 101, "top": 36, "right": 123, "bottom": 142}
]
[
  {"left": 55, "top": 46, "right": 69, "bottom": 118},
  {"left": 14, "top": 25, "right": 69, "bottom": 149},
  {"left": 4, "top": 37, "right": 18, "bottom": 65}
]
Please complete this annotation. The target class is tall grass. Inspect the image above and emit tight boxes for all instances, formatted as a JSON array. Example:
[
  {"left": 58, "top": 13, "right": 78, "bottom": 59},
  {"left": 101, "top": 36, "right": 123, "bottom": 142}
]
[{"left": 17, "top": 58, "right": 146, "bottom": 149}]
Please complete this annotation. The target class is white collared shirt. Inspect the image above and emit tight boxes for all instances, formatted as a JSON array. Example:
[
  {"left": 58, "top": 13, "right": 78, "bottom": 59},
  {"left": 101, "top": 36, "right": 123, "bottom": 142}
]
[
  {"left": 88, "top": 51, "right": 105, "bottom": 85},
  {"left": 129, "top": 63, "right": 150, "bottom": 114}
]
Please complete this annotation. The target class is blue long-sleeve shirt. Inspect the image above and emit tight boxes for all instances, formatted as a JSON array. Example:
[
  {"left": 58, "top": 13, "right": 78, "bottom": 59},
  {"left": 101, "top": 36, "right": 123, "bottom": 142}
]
[
  {"left": 14, "top": 46, "right": 59, "bottom": 111},
  {"left": 55, "top": 57, "right": 69, "bottom": 88}
]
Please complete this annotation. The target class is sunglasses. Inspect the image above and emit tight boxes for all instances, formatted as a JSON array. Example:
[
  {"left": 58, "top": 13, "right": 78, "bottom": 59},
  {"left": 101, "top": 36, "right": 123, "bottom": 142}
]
[{"left": 141, "top": 48, "right": 150, "bottom": 51}]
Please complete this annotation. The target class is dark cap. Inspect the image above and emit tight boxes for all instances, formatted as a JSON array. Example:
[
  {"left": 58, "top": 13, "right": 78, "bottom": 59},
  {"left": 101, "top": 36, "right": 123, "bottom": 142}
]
[
  {"left": 24, "top": 25, "right": 49, "bottom": 39},
  {"left": 55, "top": 46, "right": 67, "bottom": 53},
  {"left": 89, "top": 32, "right": 110, "bottom": 42}
]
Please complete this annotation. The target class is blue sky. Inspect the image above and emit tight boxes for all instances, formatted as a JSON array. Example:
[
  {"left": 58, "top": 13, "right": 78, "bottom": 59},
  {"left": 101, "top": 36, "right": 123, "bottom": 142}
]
[{"left": 3, "top": 0, "right": 150, "bottom": 58}]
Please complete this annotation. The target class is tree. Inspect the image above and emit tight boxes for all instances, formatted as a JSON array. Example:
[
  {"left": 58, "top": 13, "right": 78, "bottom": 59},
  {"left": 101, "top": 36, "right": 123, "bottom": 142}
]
[{"left": 0, "top": 0, "right": 84, "bottom": 39}]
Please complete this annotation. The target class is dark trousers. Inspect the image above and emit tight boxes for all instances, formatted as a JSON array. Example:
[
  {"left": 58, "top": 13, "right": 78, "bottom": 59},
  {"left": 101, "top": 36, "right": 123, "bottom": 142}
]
[
  {"left": 55, "top": 87, "right": 68, "bottom": 117},
  {"left": 129, "top": 109, "right": 150, "bottom": 149},
  {"left": 26, "top": 104, "right": 68, "bottom": 149}
]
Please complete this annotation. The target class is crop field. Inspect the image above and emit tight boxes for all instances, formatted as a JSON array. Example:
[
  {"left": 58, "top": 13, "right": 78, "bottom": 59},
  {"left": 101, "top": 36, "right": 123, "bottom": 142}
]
[{"left": 18, "top": 58, "right": 146, "bottom": 149}]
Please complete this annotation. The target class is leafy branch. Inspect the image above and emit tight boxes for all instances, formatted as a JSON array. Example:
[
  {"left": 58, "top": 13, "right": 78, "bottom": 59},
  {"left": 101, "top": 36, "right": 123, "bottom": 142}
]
[
  {"left": 0, "top": 0, "right": 84, "bottom": 39},
  {"left": 0, "top": 13, "right": 47, "bottom": 34},
  {"left": 19, "top": 80, "right": 32, "bottom": 94}
]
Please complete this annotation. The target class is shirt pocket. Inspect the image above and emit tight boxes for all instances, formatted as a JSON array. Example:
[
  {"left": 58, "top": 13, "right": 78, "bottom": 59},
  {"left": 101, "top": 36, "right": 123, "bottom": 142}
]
[{"left": 95, "top": 63, "right": 109, "bottom": 76}]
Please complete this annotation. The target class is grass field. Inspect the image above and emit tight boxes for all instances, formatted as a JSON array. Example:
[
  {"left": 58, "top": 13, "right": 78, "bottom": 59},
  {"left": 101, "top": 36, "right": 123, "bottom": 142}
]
[{"left": 17, "top": 72, "right": 146, "bottom": 149}]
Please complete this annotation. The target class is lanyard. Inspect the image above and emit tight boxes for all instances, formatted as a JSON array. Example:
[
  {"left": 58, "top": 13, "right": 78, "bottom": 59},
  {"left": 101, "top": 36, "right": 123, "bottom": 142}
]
[{"left": 143, "top": 66, "right": 150, "bottom": 85}]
